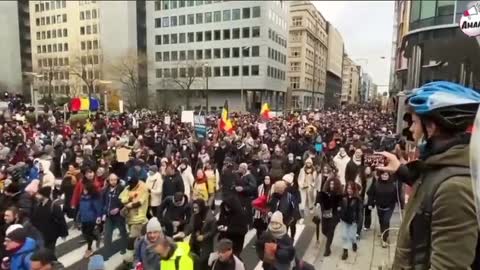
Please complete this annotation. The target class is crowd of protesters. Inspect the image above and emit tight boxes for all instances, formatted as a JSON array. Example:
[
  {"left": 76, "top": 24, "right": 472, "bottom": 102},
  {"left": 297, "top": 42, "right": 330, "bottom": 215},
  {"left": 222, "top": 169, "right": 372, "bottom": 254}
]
[{"left": 0, "top": 93, "right": 410, "bottom": 270}]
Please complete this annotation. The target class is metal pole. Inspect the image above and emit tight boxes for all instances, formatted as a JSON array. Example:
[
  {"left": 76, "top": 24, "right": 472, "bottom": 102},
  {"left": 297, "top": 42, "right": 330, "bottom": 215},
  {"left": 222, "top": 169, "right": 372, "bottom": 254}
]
[
  {"left": 205, "top": 69, "right": 209, "bottom": 113},
  {"left": 311, "top": 40, "right": 317, "bottom": 110},
  {"left": 240, "top": 49, "right": 244, "bottom": 112},
  {"left": 104, "top": 91, "right": 108, "bottom": 112}
]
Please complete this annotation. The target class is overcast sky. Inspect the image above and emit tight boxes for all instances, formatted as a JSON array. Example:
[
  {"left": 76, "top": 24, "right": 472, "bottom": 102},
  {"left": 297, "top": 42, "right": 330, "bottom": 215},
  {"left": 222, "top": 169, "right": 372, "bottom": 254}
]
[{"left": 313, "top": 1, "right": 394, "bottom": 91}]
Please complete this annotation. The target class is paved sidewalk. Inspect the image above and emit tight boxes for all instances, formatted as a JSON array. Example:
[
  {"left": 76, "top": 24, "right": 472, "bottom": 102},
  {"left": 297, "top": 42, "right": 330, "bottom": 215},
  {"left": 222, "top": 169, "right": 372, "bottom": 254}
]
[{"left": 303, "top": 210, "right": 402, "bottom": 270}]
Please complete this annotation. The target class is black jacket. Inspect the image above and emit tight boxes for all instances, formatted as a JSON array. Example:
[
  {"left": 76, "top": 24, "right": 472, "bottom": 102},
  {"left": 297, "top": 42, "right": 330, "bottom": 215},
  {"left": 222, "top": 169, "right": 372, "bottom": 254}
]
[
  {"left": 370, "top": 178, "right": 403, "bottom": 209},
  {"left": 185, "top": 209, "right": 217, "bottom": 259},
  {"left": 218, "top": 195, "right": 248, "bottom": 238},
  {"left": 235, "top": 173, "right": 257, "bottom": 199},
  {"left": 102, "top": 185, "right": 125, "bottom": 217},
  {"left": 162, "top": 172, "right": 185, "bottom": 199},
  {"left": 339, "top": 196, "right": 361, "bottom": 224},
  {"left": 157, "top": 195, "right": 191, "bottom": 228},
  {"left": 317, "top": 191, "right": 342, "bottom": 216},
  {"left": 31, "top": 200, "right": 68, "bottom": 242},
  {"left": 268, "top": 191, "right": 300, "bottom": 226}
]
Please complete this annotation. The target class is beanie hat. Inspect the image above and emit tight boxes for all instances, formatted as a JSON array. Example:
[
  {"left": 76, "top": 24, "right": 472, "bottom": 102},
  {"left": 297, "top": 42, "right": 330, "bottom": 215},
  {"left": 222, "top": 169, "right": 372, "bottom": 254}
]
[
  {"left": 217, "top": 238, "right": 233, "bottom": 252},
  {"left": 87, "top": 255, "right": 105, "bottom": 270},
  {"left": 146, "top": 217, "right": 162, "bottom": 233},
  {"left": 6, "top": 225, "right": 27, "bottom": 244},
  {"left": 149, "top": 165, "right": 158, "bottom": 173},
  {"left": 25, "top": 179, "right": 40, "bottom": 194},
  {"left": 281, "top": 173, "right": 294, "bottom": 185},
  {"left": 268, "top": 211, "right": 287, "bottom": 238},
  {"left": 38, "top": 186, "right": 52, "bottom": 198}
]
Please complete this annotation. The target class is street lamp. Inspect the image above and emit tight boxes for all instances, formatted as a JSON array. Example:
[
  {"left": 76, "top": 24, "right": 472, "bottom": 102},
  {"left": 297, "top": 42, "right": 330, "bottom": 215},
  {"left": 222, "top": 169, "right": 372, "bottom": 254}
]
[
  {"left": 97, "top": 80, "right": 112, "bottom": 112},
  {"left": 240, "top": 46, "right": 250, "bottom": 112},
  {"left": 203, "top": 63, "right": 209, "bottom": 113},
  {"left": 23, "top": 72, "right": 44, "bottom": 121}
]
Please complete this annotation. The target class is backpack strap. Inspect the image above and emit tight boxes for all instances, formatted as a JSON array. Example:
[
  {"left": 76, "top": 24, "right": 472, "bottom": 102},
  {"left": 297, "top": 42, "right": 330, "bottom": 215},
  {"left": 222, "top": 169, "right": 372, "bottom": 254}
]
[{"left": 411, "top": 166, "right": 470, "bottom": 269}]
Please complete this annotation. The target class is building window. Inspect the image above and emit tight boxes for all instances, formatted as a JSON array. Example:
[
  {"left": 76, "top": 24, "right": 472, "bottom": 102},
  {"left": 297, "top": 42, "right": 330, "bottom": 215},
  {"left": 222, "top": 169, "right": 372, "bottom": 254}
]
[
  {"left": 86, "top": 10, "right": 91, "bottom": 20},
  {"left": 171, "top": 33, "right": 178, "bottom": 44},
  {"left": 163, "top": 17, "right": 169, "bottom": 27},
  {"left": 205, "top": 31, "right": 212, "bottom": 41},
  {"left": 155, "top": 18, "right": 161, "bottom": 28},
  {"left": 232, "top": 66, "right": 239, "bottom": 76},
  {"left": 179, "top": 68, "right": 186, "bottom": 77},
  {"left": 180, "top": 51, "right": 186, "bottom": 60},
  {"left": 196, "top": 32, "right": 203, "bottom": 42},
  {"left": 214, "top": 67, "right": 221, "bottom": 77},
  {"left": 52, "top": 30, "right": 56, "bottom": 38},
  {"left": 188, "top": 32, "right": 194, "bottom": 42},
  {"left": 187, "top": 14, "right": 194, "bottom": 25},
  {"left": 36, "top": 32, "right": 40, "bottom": 40},
  {"left": 214, "top": 48, "right": 221, "bottom": 59},
  {"left": 171, "top": 16, "right": 177, "bottom": 26},
  {"left": 223, "top": 29, "right": 230, "bottom": 40},
  {"left": 187, "top": 0, "right": 194, "bottom": 7},
  {"left": 214, "top": 30, "right": 221, "bottom": 40},
  {"left": 242, "top": 7, "right": 250, "bottom": 19},
  {"left": 196, "top": 13, "right": 203, "bottom": 24},
  {"left": 205, "top": 12, "right": 212, "bottom": 23},
  {"left": 232, "top": 28, "right": 240, "bottom": 39},
  {"left": 155, "top": 1, "right": 161, "bottom": 11},
  {"left": 163, "top": 0, "right": 169, "bottom": 10},
  {"left": 92, "top": 25, "right": 97, "bottom": 34},
  {"left": 80, "top": 11, "right": 85, "bottom": 20},
  {"left": 196, "top": 67, "right": 203, "bottom": 77},
  {"left": 252, "top": 6, "right": 261, "bottom": 18},
  {"left": 205, "top": 49, "right": 212, "bottom": 59},
  {"left": 179, "top": 33, "right": 186, "bottom": 43},
  {"left": 163, "top": 34, "right": 170, "bottom": 44},
  {"left": 163, "top": 51, "right": 170, "bottom": 61},
  {"left": 223, "top": 10, "right": 231, "bottom": 21},
  {"left": 214, "top": 11, "right": 221, "bottom": 22},
  {"left": 92, "top": 9, "right": 97, "bottom": 19},
  {"left": 155, "top": 52, "right": 162, "bottom": 62},
  {"left": 164, "top": 68, "right": 170, "bottom": 78},
  {"left": 35, "top": 4, "right": 39, "bottom": 12},
  {"left": 290, "top": 77, "right": 300, "bottom": 89},
  {"left": 81, "top": 41, "right": 86, "bottom": 50},
  {"left": 179, "top": 15, "right": 186, "bottom": 25},
  {"left": 252, "top": 26, "right": 260, "bottom": 37},
  {"left": 232, "top": 9, "right": 240, "bottom": 20},
  {"left": 64, "top": 43, "right": 68, "bottom": 51},
  {"left": 242, "top": 66, "right": 249, "bottom": 76},
  {"left": 188, "top": 50, "right": 194, "bottom": 60},
  {"left": 172, "top": 0, "right": 178, "bottom": 8},
  {"left": 223, "top": 48, "right": 230, "bottom": 58},
  {"left": 223, "top": 66, "right": 230, "bottom": 76},
  {"left": 80, "top": 26, "right": 85, "bottom": 35},
  {"left": 242, "top": 27, "right": 250, "bottom": 38},
  {"left": 171, "top": 51, "right": 178, "bottom": 61},
  {"left": 232, "top": 47, "right": 240, "bottom": 58},
  {"left": 292, "top": 16, "right": 302, "bottom": 26},
  {"left": 242, "top": 47, "right": 249, "bottom": 57},
  {"left": 252, "top": 46, "right": 259, "bottom": 57},
  {"left": 156, "top": 69, "right": 162, "bottom": 78},
  {"left": 62, "top": 14, "right": 67, "bottom": 23},
  {"left": 251, "top": 65, "right": 259, "bottom": 76},
  {"left": 86, "top": 25, "right": 91, "bottom": 34},
  {"left": 179, "top": 0, "right": 186, "bottom": 8},
  {"left": 196, "top": 50, "right": 203, "bottom": 60}
]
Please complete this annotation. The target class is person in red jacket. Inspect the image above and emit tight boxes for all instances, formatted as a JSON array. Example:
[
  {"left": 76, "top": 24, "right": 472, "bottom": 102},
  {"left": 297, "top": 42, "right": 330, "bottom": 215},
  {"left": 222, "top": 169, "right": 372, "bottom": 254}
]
[{"left": 93, "top": 167, "right": 106, "bottom": 192}]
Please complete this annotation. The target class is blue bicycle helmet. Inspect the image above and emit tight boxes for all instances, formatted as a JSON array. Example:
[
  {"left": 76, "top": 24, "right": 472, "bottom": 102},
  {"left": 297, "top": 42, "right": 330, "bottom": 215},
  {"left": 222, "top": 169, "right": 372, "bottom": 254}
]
[{"left": 406, "top": 81, "right": 480, "bottom": 130}]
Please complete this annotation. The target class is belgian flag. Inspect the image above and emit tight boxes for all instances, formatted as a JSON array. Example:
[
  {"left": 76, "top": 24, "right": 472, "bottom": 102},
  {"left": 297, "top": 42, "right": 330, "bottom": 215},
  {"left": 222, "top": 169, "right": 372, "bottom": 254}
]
[
  {"left": 260, "top": 103, "right": 271, "bottom": 120},
  {"left": 219, "top": 100, "right": 233, "bottom": 133}
]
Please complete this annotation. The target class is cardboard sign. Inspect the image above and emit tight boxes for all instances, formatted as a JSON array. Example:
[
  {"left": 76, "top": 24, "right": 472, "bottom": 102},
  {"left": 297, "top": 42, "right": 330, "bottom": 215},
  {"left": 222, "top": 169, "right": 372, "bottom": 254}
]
[
  {"left": 194, "top": 115, "right": 206, "bottom": 139},
  {"left": 258, "top": 123, "right": 267, "bottom": 136},
  {"left": 181, "top": 110, "right": 194, "bottom": 125},
  {"left": 116, "top": 147, "right": 131, "bottom": 163},
  {"left": 164, "top": 115, "right": 171, "bottom": 125}
]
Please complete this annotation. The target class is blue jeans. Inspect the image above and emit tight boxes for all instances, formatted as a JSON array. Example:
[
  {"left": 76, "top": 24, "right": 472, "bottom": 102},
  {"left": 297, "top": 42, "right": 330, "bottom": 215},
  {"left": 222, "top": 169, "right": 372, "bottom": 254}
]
[
  {"left": 341, "top": 221, "right": 357, "bottom": 249},
  {"left": 377, "top": 207, "right": 394, "bottom": 242},
  {"left": 103, "top": 215, "right": 128, "bottom": 259}
]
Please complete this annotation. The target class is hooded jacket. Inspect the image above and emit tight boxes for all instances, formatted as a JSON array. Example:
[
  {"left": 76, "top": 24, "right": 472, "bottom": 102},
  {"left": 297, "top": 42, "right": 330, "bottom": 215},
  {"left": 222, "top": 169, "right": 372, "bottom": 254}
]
[
  {"left": 333, "top": 153, "right": 350, "bottom": 185},
  {"left": 393, "top": 143, "right": 478, "bottom": 270},
  {"left": 119, "top": 181, "right": 149, "bottom": 225},
  {"left": 218, "top": 195, "right": 248, "bottom": 238},
  {"left": 9, "top": 237, "right": 37, "bottom": 270},
  {"left": 146, "top": 172, "right": 163, "bottom": 207},
  {"left": 208, "top": 253, "right": 245, "bottom": 270}
]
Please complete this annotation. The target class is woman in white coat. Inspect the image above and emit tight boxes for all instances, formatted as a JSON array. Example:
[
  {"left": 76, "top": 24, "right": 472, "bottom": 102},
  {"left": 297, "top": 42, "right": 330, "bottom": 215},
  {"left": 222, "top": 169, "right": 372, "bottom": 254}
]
[
  {"left": 297, "top": 158, "right": 318, "bottom": 215},
  {"left": 179, "top": 159, "right": 194, "bottom": 201},
  {"left": 146, "top": 165, "right": 163, "bottom": 217}
]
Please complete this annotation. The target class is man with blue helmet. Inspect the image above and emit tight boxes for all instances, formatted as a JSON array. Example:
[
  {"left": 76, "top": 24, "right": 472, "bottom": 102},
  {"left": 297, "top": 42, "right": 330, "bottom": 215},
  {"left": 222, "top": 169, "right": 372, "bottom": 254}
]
[{"left": 377, "top": 81, "right": 480, "bottom": 270}]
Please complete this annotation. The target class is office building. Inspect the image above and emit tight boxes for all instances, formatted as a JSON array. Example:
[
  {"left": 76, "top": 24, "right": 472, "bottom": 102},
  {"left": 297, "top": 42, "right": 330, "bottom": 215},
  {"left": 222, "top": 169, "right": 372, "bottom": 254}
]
[
  {"left": 360, "top": 72, "right": 372, "bottom": 103},
  {"left": 324, "top": 22, "right": 343, "bottom": 108},
  {"left": 287, "top": 1, "right": 328, "bottom": 111},
  {"left": 341, "top": 55, "right": 360, "bottom": 105},
  {"left": 29, "top": 0, "right": 146, "bottom": 106},
  {"left": 147, "top": 0, "right": 289, "bottom": 112},
  {"left": 391, "top": 0, "right": 480, "bottom": 96},
  {"left": 0, "top": 0, "right": 32, "bottom": 96}
]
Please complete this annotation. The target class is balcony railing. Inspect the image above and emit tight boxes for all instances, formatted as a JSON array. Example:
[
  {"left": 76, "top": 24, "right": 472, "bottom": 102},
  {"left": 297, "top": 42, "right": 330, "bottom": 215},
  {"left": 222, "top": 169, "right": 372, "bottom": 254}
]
[{"left": 409, "top": 14, "right": 455, "bottom": 31}]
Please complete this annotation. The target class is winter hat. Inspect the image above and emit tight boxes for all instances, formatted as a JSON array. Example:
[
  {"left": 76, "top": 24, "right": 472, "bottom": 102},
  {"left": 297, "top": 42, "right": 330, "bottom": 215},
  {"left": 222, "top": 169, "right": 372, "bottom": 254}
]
[
  {"left": 149, "top": 165, "right": 159, "bottom": 173},
  {"left": 87, "top": 255, "right": 105, "bottom": 270},
  {"left": 146, "top": 217, "right": 162, "bottom": 233},
  {"left": 38, "top": 186, "right": 52, "bottom": 198},
  {"left": 5, "top": 225, "right": 27, "bottom": 243},
  {"left": 25, "top": 179, "right": 40, "bottom": 195},
  {"left": 281, "top": 173, "right": 294, "bottom": 185},
  {"left": 268, "top": 211, "right": 287, "bottom": 238},
  {"left": 217, "top": 238, "right": 233, "bottom": 252}
]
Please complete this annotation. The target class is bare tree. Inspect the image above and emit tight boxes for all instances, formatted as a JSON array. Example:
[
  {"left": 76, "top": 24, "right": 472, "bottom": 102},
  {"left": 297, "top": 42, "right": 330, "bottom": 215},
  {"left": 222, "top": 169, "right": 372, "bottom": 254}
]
[
  {"left": 108, "top": 51, "right": 150, "bottom": 110},
  {"left": 68, "top": 54, "right": 99, "bottom": 99},
  {"left": 162, "top": 60, "right": 205, "bottom": 109}
]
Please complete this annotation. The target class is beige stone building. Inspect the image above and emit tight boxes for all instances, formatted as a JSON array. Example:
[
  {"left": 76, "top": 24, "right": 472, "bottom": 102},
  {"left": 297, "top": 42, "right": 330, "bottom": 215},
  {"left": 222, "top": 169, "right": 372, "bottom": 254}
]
[
  {"left": 287, "top": 1, "right": 328, "bottom": 111},
  {"left": 29, "top": 0, "right": 145, "bottom": 104},
  {"left": 341, "top": 55, "right": 360, "bottom": 104}
]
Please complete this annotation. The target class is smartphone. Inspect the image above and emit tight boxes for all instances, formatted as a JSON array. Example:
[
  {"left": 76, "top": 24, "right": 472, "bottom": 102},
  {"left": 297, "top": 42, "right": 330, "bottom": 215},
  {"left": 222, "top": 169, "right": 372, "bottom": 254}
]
[{"left": 364, "top": 154, "right": 387, "bottom": 168}]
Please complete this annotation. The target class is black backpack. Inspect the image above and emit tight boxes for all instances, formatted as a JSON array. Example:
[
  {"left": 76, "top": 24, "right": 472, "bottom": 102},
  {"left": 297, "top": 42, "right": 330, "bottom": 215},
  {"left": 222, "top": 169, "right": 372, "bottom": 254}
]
[{"left": 411, "top": 166, "right": 479, "bottom": 269}]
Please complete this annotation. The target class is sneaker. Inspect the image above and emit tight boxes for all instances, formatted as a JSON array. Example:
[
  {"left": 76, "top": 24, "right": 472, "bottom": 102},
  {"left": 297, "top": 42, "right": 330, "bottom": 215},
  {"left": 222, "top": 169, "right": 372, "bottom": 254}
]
[
  {"left": 382, "top": 241, "right": 388, "bottom": 248},
  {"left": 324, "top": 248, "right": 331, "bottom": 257},
  {"left": 341, "top": 249, "right": 348, "bottom": 260},
  {"left": 84, "top": 249, "right": 93, "bottom": 258},
  {"left": 352, "top": 243, "right": 358, "bottom": 252},
  {"left": 363, "top": 227, "right": 370, "bottom": 231},
  {"left": 356, "top": 234, "right": 360, "bottom": 241}
]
